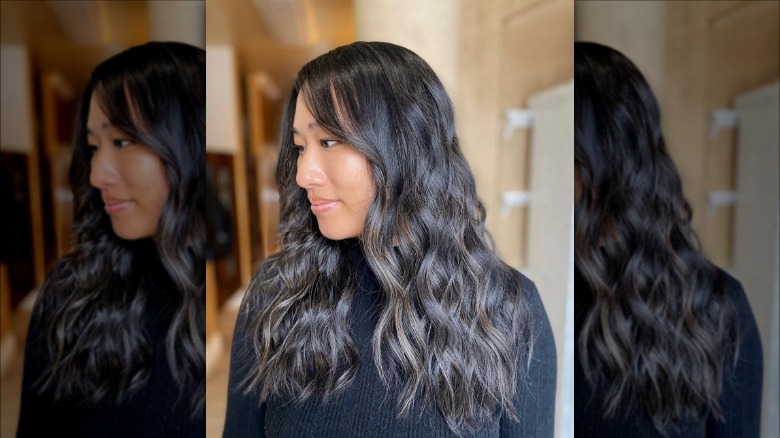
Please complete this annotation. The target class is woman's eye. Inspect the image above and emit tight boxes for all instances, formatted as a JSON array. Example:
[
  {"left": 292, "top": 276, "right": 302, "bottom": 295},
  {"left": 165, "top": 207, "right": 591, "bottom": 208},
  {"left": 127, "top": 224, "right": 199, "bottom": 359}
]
[
  {"left": 87, "top": 144, "right": 98, "bottom": 154},
  {"left": 320, "top": 139, "right": 339, "bottom": 148},
  {"left": 293, "top": 144, "right": 305, "bottom": 154},
  {"left": 114, "top": 138, "right": 134, "bottom": 148}
]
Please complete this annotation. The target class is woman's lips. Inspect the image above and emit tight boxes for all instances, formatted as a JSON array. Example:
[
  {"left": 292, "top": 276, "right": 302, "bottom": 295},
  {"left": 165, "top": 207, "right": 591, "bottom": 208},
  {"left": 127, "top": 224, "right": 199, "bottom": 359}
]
[
  {"left": 104, "top": 199, "right": 132, "bottom": 215},
  {"left": 310, "top": 200, "right": 339, "bottom": 214}
]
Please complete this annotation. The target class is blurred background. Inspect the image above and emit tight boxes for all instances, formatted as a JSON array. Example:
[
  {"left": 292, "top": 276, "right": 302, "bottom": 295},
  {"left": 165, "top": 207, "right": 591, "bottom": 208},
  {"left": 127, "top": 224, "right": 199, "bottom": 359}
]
[
  {"left": 576, "top": 2, "right": 779, "bottom": 438},
  {"left": 0, "top": 1, "right": 205, "bottom": 436},
  {"left": 205, "top": 0, "right": 573, "bottom": 437}
]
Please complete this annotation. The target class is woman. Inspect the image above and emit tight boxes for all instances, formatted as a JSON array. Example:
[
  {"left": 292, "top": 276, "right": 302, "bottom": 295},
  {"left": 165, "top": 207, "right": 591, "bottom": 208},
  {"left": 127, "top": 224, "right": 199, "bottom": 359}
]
[
  {"left": 574, "top": 42, "right": 763, "bottom": 437},
  {"left": 224, "top": 41, "right": 556, "bottom": 437},
  {"left": 17, "top": 42, "right": 205, "bottom": 437}
]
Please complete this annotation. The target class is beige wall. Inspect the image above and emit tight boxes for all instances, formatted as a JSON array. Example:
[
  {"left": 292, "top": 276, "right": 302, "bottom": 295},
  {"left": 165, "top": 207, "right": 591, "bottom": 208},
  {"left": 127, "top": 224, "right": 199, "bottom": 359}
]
[
  {"left": 574, "top": 1, "right": 666, "bottom": 100},
  {"left": 459, "top": 2, "right": 573, "bottom": 437},
  {"left": 354, "top": 0, "right": 460, "bottom": 101},
  {"left": 148, "top": 1, "right": 205, "bottom": 48}
]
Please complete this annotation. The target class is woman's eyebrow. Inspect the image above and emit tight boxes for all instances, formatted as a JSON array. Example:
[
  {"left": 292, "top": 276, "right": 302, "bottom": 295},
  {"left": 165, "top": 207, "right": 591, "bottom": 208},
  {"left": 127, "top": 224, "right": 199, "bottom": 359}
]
[
  {"left": 291, "top": 121, "right": 319, "bottom": 135},
  {"left": 86, "top": 122, "right": 112, "bottom": 135}
]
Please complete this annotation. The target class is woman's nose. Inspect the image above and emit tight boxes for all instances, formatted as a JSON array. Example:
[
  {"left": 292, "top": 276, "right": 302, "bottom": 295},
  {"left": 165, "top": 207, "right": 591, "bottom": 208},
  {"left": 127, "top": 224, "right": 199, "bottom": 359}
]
[
  {"left": 295, "top": 148, "right": 325, "bottom": 189},
  {"left": 89, "top": 146, "right": 119, "bottom": 190}
]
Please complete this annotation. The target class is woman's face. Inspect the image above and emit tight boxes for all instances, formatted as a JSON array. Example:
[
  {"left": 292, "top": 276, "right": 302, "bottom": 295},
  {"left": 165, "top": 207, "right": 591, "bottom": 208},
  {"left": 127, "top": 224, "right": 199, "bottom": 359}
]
[
  {"left": 293, "top": 95, "right": 375, "bottom": 240},
  {"left": 87, "top": 93, "right": 170, "bottom": 240}
]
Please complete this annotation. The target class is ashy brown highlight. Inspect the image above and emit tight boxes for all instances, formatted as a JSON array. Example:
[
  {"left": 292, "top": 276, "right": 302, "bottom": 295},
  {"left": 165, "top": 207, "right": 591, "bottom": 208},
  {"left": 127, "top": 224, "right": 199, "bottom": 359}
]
[
  {"left": 34, "top": 42, "right": 205, "bottom": 414},
  {"left": 240, "top": 41, "right": 536, "bottom": 435},
  {"left": 574, "top": 42, "right": 740, "bottom": 434}
]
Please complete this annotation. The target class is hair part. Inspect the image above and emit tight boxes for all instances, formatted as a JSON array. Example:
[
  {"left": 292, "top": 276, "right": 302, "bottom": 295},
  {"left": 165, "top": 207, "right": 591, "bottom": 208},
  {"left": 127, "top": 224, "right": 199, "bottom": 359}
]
[
  {"left": 574, "top": 41, "right": 739, "bottom": 433},
  {"left": 242, "top": 41, "right": 535, "bottom": 435}
]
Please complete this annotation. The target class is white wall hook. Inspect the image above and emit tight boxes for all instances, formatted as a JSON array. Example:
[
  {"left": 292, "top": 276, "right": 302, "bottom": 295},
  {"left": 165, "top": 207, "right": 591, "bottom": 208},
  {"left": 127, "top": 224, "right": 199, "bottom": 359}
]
[
  {"left": 503, "top": 109, "right": 534, "bottom": 141},
  {"left": 709, "top": 109, "right": 740, "bottom": 140},
  {"left": 500, "top": 190, "right": 531, "bottom": 216},
  {"left": 707, "top": 190, "right": 737, "bottom": 216}
]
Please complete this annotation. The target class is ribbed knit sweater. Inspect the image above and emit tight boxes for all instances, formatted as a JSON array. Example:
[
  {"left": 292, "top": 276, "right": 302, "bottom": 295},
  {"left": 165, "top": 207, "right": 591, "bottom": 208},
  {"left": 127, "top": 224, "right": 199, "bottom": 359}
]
[
  {"left": 16, "top": 243, "right": 205, "bottom": 438},
  {"left": 223, "top": 242, "right": 557, "bottom": 437},
  {"left": 574, "top": 267, "right": 763, "bottom": 437}
]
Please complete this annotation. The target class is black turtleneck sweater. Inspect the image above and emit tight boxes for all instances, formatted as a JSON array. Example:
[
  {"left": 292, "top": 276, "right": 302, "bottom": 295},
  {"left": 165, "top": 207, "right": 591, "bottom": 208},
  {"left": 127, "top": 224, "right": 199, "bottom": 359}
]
[
  {"left": 16, "top": 242, "right": 205, "bottom": 438},
  {"left": 223, "top": 243, "right": 557, "bottom": 437},
  {"left": 574, "top": 267, "right": 763, "bottom": 437}
]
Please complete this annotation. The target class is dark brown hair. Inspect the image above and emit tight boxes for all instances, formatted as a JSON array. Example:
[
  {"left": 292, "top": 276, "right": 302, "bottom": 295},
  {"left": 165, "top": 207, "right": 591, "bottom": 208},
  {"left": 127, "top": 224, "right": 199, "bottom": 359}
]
[
  {"left": 35, "top": 41, "right": 205, "bottom": 414},
  {"left": 574, "top": 41, "right": 739, "bottom": 433},
  {"left": 240, "top": 41, "right": 536, "bottom": 435}
]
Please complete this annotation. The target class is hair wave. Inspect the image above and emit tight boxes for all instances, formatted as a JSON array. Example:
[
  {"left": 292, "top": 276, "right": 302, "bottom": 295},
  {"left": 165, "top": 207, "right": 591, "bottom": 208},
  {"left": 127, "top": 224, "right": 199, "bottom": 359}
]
[
  {"left": 35, "top": 42, "right": 205, "bottom": 414},
  {"left": 574, "top": 42, "right": 739, "bottom": 433},
  {"left": 241, "top": 41, "right": 535, "bottom": 434}
]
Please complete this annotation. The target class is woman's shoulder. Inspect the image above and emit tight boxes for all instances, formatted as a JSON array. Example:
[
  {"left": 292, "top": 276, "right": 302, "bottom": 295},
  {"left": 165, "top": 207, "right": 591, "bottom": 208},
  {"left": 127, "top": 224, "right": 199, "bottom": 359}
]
[
  {"left": 42, "top": 254, "right": 77, "bottom": 286},
  {"left": 23, "top": 255, "right": 78, "bottom": 373},
  {"left": 513, "top": 269, "right": 539, "bottom": 298},
  {"left": 33, "top": 255, "right": 78, "bottom": 317},
  {"left": 232, "top": 253, "right": 285, "bottom": 344},
  {"left": 717, "top": 270, "right": 758, "bottom": 332},
  {"left": 511, "top": 269, "right": 547, "bottom": 323},
  {"left": 716, "top": 269, "right": 762, "bottom": 373},
  {"left": 505, "top": 269, "right": 557, "bottom": 434},
  {"left": 719, "top": 269, "right": 744, "bottom": 295},
  {"left": 228, "top": 255, "right": 282, "bottom": 384},
  {"left": 238, "top": 253, "right": 281, "bottom": 311},
  {"left": 510, "top": 269, "right": 556, "bottom": 362},
  {"left": 711, "top": 270, "right": 763, "bottom": 432}
]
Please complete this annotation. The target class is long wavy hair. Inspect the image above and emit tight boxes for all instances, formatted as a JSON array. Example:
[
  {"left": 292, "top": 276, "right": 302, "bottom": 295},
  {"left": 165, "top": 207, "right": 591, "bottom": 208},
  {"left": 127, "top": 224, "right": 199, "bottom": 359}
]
[
  {"left": 34, "top": 42, "right": 205, "bottom": 414},
  {"left": 574, "top": 42, "right": 739, "bottom": 433},
  {"left": 240, "top": 41, "right": 535, "bottom": 434}
]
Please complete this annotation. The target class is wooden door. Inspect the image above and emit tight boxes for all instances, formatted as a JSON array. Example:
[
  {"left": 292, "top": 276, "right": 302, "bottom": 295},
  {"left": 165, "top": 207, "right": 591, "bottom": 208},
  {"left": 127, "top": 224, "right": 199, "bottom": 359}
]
[
  {"left": 246, "top": 72, "right": 281, "bottom": 261},
  {"left": 459, "top": 2, "right": 573, "bottom": 437},
  {"left": 665, "top": 1, "right": 780, "bottom": 266},
  {"left": 459, "top": 0, "right": 573, "bottom": 268},
  {"left": 495, "top": 0, "right": 574, "bottom": 268},
  {"left": 39, "top": 71, "right": 77, "bottom": 258},
  {"left": 206, "top": 44, "right": 252, "bottom": 286}
]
